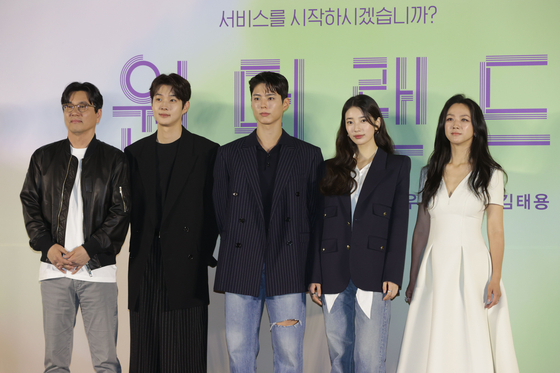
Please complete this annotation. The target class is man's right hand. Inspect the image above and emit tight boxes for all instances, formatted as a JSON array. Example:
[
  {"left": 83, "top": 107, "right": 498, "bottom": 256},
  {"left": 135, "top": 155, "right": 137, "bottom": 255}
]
[
  {"left": 47, "top": 244, "right": 72, "bottom": 273},
  {"left": 308, "top": 283, "right": 323, "bottom": 306}
]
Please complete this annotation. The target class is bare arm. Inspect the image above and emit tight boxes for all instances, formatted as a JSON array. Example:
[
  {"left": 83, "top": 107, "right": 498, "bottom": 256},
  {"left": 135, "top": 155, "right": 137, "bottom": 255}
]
[
  {"left": 485, "top": 203, "right": 504, "bottom": 309},
  {"left": 405, "top": 204, "right": 430, "bottom": 303}
]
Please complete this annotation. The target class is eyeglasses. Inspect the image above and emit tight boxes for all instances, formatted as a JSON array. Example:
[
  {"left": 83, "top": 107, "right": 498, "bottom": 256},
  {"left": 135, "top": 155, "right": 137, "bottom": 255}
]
[{"left": 62, "top": 103, "right": 95, "bottom": 113}]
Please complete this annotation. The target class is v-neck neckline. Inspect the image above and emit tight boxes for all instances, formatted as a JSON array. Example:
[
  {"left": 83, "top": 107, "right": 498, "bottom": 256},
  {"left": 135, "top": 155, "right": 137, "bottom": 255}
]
[{"left": 443, "top": 171, "right": 471, "bottom": 198}]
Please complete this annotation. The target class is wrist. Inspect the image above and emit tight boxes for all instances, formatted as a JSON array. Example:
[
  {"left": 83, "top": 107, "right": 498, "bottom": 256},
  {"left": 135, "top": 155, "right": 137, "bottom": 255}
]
[{"left": 490, "top": 275, "right": 501, "bottom": 282}]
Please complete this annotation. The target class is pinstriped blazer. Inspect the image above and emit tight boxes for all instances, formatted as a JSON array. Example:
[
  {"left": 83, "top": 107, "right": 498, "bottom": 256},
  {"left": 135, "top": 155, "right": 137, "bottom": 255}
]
[{"left": 213, "top": 130, "right": 324, "bottom": 297}]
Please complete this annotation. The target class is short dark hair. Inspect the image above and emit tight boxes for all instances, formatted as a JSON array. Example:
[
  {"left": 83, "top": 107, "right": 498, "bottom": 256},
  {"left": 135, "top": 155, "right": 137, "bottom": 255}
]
[
  {"left": 61, "top": 82, "right": 103, "bottom": 113},
  {"left": 249, "top": 71, "right": 289, "bottom": 101},
  {"left": 149, "top": 73, "right": 191, "bottom": 108}
]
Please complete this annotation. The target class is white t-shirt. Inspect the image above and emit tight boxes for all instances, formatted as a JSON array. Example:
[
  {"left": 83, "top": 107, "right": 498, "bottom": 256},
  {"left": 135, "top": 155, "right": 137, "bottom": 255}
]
[{"left": 39, "top": 146, "right": 117, "bottom": 283}]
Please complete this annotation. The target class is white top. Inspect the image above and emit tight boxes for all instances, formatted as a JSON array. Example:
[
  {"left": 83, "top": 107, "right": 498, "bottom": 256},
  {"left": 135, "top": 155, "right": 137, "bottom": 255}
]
[
  {"left": 39, "top": 146, "right": 117, "bottom": 283},
  {"left": 324, "top": 161, "right": 376, "bottom": 318}
]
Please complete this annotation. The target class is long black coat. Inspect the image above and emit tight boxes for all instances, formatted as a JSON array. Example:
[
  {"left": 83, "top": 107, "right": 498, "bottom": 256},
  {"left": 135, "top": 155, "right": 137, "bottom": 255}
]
[
  {"left": 125, "top": 128, "right": 219, "bottom": 310},
  {"left": 310, "top": 149, "right": 411, "bottom": 294},
  {"left": 213, "top": 130, "right": 324, "bottom": 297}
]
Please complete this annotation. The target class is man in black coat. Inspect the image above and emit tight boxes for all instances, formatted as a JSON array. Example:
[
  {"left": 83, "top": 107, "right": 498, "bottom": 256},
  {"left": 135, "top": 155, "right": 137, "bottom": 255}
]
[
  {"left": 125, "top": 73, "right": 219, "bottom": 373},
  {"left": 213, "top": 72, "right": 323, "bottom": 373}
]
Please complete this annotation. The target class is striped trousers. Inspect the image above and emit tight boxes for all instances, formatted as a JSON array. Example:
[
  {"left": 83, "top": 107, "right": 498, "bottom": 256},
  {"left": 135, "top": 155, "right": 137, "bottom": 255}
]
[{"left": 130, "top": 238, "right": 208, "bottom": 373}]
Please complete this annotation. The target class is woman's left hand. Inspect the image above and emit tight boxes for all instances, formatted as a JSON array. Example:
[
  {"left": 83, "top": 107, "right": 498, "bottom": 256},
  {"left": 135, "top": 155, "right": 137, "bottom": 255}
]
[
  {"left": 485, "top": 277, "right": 501, "bottom": 309},
  {"left": 383, "top": 281, "right": 399, "bottom": 301}
]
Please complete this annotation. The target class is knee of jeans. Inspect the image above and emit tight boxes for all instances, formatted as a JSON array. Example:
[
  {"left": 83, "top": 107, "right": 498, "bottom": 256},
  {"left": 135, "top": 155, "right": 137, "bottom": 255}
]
[{"left": 270, "top": 319, "right": 300, "bottom": 330}]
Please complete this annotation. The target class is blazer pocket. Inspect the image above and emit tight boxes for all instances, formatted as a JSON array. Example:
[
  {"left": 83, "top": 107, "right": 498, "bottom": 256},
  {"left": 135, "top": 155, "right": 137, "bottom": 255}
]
[
  {"left": 367, "top": 235, "right": 387, "bottom": 252},
  {"left": 321, "top": 238, "right": 338, "bottom": 253},
  {"left": 324, "top": 206, "right": 337, "bottom": 218},
  {"left": 372, "top": 204, "right": 391, "bottom": 219}
]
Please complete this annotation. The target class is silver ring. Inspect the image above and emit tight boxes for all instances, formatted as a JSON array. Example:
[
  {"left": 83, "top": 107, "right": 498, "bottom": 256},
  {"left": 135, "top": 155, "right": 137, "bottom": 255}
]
[
  {"left": 387, "top": 290, "right": 392, "bottom": 293},
  {"left": 311, "top": 292, "right": 317, "bottom": 296}
]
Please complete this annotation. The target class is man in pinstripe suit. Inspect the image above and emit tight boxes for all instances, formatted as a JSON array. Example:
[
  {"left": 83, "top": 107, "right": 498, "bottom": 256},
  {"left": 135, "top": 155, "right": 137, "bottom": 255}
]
[{"left": 213, "top": 71, "right": 323, "bottom": 373}]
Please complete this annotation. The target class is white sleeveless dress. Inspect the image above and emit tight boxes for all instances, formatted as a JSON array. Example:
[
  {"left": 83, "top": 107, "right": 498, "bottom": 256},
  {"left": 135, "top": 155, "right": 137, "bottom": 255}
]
[{"left": 397, "top": 170, "right": 519, "bottom": 373}]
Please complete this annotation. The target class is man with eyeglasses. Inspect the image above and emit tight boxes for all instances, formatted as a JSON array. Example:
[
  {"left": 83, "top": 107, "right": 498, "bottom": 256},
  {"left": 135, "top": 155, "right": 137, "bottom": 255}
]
[{"left": 20, "top": 82, "right": 130, "bottom": 373}]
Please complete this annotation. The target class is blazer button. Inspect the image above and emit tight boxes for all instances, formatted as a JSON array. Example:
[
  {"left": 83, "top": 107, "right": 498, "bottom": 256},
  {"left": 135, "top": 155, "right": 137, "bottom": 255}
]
[
  {"left": 285, "top": 217, "right": 291, "bottom": 222},
  {"left": 346, "top": 244, "right": 350, "bottom": 250},
  {"left": 324, "top": 213, "right": 327, "bottom": 217},
  {"left": 295, "top": 192, "right": 300, "bottom": 197},
  {"left": 184, "top": 226, "right": 189, "bottom": 232},
  {"left": 380, "top": 246, "right": 384, "bottom": 250},
  {"left": 383, "top": 212, "right": 387, "bottom": 216},
  {"left": 187, "top": 254, "right": 194, "bottom": 259},
  {"left": 239, "top": 218, "right": 245, "bottom": 223},
  {"left": 233, "top": 192, "right": 239, "bottom": 196},
  {"left": 235, "top": 243, "right": 242, "bottom": 248},
  {"left": 322, "top": 248, "right": 326, "bottom": 251},
  {"left": 347, "top": 221, "right": 351, "bottom": 226},
  {"left": 287, "top": 241, "right": 293, "bottom": 245}
]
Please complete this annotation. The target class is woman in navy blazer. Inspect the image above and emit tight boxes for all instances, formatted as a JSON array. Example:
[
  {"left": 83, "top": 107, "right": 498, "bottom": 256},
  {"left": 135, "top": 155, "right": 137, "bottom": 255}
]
[{"left": 309, "top": 95, "right": 410, "bottom": 373}]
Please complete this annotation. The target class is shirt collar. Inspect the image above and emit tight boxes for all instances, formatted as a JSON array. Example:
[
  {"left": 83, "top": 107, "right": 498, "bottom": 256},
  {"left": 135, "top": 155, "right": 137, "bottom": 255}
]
[{"left": 246, "top": 129, "right": 288, "bottom": 150}]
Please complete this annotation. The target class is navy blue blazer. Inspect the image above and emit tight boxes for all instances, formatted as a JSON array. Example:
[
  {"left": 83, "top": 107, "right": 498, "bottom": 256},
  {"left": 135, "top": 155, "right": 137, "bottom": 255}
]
[
  {"left": 125, "top": 128, "right": 219, "bottom": 310},
  {"left": 213, "top": 130, "right": 324, "bottom": 297},
  {"left": 310, "top": 149, "right": 411, "bottom": 294}
]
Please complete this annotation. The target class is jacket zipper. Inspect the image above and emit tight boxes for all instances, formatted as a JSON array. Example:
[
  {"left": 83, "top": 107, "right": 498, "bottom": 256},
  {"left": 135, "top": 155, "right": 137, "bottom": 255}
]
[
  {"left": 119, "top": 186, "right": 127, "bottom": 212},
  {"left": 55, "top": 155, "right": 73, "bottom": 243}
]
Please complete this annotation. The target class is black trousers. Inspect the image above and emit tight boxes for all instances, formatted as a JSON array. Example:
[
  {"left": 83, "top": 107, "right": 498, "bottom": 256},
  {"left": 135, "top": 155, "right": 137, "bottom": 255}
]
[{"left": 130, "top": 239, "right": 208, "bottom": 373}]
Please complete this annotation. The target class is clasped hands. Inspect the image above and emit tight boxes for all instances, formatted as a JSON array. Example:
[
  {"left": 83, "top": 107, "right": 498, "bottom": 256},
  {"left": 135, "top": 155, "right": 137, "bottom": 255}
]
[{"left": 47, "top": 244, "right": 91, "bottom": 275}]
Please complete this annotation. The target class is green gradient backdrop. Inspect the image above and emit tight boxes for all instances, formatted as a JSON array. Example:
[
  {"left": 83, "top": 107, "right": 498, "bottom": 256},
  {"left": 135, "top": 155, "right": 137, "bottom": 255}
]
[{"left": 0, "top": 0, "right": 558, "bottom": 371}]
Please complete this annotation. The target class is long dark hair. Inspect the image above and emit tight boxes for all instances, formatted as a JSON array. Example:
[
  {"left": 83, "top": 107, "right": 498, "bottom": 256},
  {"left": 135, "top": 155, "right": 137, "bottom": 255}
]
[
  {"left": 320, "top": 94, "right": 394, "bottom": 196},
  {"left": 421, "top": 94, "right": 506, "bottom": 208}
]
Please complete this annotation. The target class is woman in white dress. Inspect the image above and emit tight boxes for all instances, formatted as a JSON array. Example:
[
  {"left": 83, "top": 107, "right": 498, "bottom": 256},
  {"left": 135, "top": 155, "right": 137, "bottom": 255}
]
[{"left": 397, "top": 94, "right": 519, "bottom": 373}]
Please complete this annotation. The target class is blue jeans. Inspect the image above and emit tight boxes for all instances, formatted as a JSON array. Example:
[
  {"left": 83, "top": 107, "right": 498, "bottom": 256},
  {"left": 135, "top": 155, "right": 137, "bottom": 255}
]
[
  {"left": 322, "top": 280, "right": 391, "bottom": 373},
  {"left": 225, "top": 270, "right": 306, "bottom": 373}
]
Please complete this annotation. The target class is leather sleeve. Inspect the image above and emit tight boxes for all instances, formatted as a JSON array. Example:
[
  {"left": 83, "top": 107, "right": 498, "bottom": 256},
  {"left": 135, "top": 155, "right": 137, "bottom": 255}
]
[
  {"left": 83, "top": 152, "right": 131, "bottom": 258},
  {"left": 20, "top": 150, "right": 54, "bottom": 256}
]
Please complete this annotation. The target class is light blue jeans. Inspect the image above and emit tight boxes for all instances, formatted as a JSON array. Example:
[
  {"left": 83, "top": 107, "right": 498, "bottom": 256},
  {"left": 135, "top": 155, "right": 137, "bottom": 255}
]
[
  {"left": 322, "top": 280, "right": 391, "bottom": 373},
  {"left": 225, "top": 270, "right": 306, "bottom": 373}
]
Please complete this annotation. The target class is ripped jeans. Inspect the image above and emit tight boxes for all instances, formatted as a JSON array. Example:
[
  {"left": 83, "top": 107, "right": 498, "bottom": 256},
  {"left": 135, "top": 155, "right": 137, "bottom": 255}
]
[{"left": 225, "top": 269, "right": 306, "bottom": 373}]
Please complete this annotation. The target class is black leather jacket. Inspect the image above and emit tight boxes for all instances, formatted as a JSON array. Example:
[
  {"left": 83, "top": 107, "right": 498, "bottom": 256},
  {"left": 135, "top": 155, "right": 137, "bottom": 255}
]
[{"left": 20, "top": 136, "right": 130, "bottom": 270}]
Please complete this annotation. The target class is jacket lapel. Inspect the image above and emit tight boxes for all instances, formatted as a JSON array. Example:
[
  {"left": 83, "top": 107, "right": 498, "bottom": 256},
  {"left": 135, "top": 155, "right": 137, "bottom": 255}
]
[
  {"left": 341, "top": 194, "right": 352, "bottom": 221},
  {"left": 270, "top": 134, "right": 296, "bottom": 216},
  {"left": 162, "top": 128, "right": 197, "bottom": 223},
  {"left": 355, "top": 148, "right": 388, "bottom": 210},
  {"left": 138, "top": 133, "right": 158, "bottom": 229},
  {"left": 239, "top": 138, "right": 264, "bottom": 219}
]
